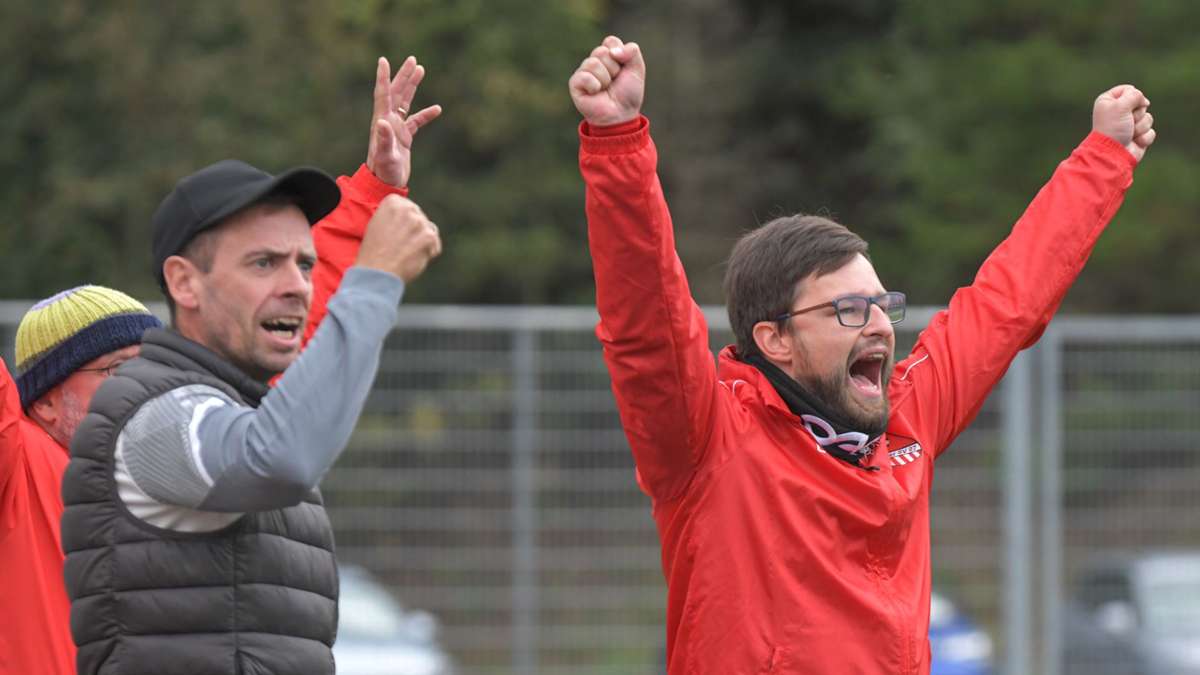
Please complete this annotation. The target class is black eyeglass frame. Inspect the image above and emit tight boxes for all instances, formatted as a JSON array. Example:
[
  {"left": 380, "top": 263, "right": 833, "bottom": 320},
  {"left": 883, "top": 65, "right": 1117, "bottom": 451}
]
[
  {"left": 75, "top": 362, "right": 127, "bottom": 378},
  {"left": 772, "top": 291, "right": 907, "bottom": 328}
]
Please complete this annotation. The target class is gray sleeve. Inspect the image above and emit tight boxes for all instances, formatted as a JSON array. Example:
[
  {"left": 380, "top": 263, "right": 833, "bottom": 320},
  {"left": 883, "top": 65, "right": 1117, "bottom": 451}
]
[{"left": 187, "top": 266, "right": 403, "bottom": 512}]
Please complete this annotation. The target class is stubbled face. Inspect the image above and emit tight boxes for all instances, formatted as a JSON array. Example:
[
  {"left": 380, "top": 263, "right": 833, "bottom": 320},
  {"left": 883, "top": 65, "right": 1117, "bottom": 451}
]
[
  {"left": 189, "top": 204, "right": 314, "bottom": 381},
  {"left": 782, "top": 254, "right": 896, "bottom": 433},
  {"left": 40, "top": 344, "right": 140, "bottom": 447}
]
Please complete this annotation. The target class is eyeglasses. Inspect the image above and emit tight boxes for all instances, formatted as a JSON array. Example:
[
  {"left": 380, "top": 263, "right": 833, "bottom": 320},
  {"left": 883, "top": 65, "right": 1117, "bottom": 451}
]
[
  {"left": 76, "top": 361, "right": 127, "bottom": 378},
  {"left": 773, "top": 291, "right": 906, "bottom": 328}
]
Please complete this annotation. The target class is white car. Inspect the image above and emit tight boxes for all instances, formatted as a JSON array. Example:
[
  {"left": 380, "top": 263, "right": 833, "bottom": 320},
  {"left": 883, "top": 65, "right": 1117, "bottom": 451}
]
[
  {"left": 334, "top": 564, "right": 455, "bottom": 675},
  {"left": 1066, "top": 551, "right": 1200, "bottom": 675}
]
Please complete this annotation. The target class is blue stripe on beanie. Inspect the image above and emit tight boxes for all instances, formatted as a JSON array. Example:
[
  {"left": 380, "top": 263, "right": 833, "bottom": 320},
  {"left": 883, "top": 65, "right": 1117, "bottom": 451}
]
[{"left": 17, "top": 312, "right": 162, "bottom": 410}]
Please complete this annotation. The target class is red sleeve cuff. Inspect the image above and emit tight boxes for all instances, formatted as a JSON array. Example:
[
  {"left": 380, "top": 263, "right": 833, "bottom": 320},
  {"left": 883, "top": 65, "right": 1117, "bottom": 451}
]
[
  {"left": 579, "top": 115, "right": 650, "bottom": 154},
  {"left": 338, "top": 164, "right": 410, "bottom": 203},
  {"left": 586, "top": 117, "right": 645, "bottom": 137},
  {"left": 1081, "top": 130, "right": 1139, "bottom": 171}
]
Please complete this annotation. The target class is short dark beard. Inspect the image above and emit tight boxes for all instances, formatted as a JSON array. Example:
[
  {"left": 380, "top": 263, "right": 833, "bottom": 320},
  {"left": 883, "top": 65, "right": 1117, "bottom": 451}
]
[{"left": 793, "top": 366, "right": 890, "bottom": 438}]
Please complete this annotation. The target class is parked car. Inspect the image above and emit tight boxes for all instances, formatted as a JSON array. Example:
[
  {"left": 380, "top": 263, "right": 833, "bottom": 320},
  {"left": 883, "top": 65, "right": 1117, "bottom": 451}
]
[
  {"left": 930, "top": 589, "right": 994, "bottom": 675},
  {"left": 334, "top": 564, "right": 455, "bottom": 675},
  {"left": 1064, "top": 551, "right": 1200, "bottom": 675}
]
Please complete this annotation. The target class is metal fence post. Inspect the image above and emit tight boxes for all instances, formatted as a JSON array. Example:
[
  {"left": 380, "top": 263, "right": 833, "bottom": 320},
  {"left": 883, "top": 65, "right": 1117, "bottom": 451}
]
[
  {"left": 1036, "top": 329, "right": 1065, "bottom": 672},
  {"left": 512, "top": 327, "right": 538, "bottom": 674},
  {"left": 1003, "top": 350, "right": 1034, "bottom": 675},
  {"left": 1039, "top": 328, "right": 1064, "bottom": 675}
]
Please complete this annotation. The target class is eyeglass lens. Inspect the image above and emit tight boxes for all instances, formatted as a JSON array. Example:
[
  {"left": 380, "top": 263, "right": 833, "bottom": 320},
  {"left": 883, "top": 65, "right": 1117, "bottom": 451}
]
[{"left": 834, "top": 293, "right": 905, "bottom": 327}]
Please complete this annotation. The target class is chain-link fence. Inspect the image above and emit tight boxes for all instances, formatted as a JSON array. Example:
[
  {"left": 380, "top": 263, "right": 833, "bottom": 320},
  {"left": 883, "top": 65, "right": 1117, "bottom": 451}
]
[{"left": 3, "top": 302, "right": 1198, "bottom": 675}]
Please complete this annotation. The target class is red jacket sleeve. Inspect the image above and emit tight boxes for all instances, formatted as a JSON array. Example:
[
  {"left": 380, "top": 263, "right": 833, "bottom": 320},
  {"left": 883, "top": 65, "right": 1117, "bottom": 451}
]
[
  {"left": 1, "top": 358, "right": 26, "bottom": 530},
  {"left": 580, "top": 117, "right": 719, "bottom": 502},
  {"left": 303, "top": 165, "right": 409, "bottom": 345},
  {"left": 898, "top": 131, "right": 1137, "bottom": 456}
]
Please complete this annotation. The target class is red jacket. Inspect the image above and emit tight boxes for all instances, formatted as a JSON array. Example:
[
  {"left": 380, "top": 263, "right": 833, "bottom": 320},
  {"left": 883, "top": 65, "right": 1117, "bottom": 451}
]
[
  {"left": 305, "top": 164, "right": 408, "bottom": 346},
  {"left": 579, "top": 117, "right": 1136, "bottom": 674},
  {"left": 0, "top": 359, "right": 74, "bottom": 675}
]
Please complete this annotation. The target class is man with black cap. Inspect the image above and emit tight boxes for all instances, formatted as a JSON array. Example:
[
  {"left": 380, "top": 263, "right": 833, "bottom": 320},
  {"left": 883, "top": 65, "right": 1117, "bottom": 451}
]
[{"left": 60, "top": 56, "right": 442, "bottom": 675}]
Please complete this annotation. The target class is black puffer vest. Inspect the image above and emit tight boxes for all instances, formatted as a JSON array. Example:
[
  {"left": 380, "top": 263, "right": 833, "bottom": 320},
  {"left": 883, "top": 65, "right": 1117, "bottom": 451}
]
[{"left": 62, "top": 329, "right": 338, "bottom": 675}]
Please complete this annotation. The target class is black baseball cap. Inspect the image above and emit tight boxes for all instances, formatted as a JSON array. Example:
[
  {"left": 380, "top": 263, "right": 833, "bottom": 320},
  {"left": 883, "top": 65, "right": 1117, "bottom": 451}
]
[{"left": 151, "top": 159, "right": 341, "bottom": 288}]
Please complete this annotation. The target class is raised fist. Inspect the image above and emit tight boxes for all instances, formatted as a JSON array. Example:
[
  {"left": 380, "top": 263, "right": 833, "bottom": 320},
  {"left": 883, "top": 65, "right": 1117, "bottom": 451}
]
[
  {"left": 569, "top": 35, "right": 646, "bottom": 127},
  {"left": 355, "top": 194, "right": 442, "bottom": 283},
  {"left": 1093, "top": 84, "right": 1156, "bottom": 163}
]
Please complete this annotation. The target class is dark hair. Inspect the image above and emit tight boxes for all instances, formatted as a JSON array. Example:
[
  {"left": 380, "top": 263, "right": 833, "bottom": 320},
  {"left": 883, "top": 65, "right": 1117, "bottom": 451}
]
[
  {"left": 161, "top": 194, "right": 300, "bottom": 322},
  {"left": 723, "top": 214, "right": 869, "bottom": 355}
]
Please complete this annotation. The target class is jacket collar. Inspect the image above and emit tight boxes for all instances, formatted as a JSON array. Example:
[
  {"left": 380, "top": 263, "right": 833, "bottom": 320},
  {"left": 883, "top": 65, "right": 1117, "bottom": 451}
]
[
  {"left": 716, "top": 345, "right": 794, "bottom": 416},
  {"left": 717, "top": 345, "right": 891, "bottom": 470},
  {"left": 139, "top": 328, "right": 269, "bottom": 406}
]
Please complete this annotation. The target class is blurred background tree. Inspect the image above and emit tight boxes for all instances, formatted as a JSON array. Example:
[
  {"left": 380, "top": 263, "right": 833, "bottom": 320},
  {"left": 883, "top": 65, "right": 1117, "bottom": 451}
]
[
  {"left": 2, "top": 0, "right": 1198, "bottom": 311},
  {"left": 0, "top": 0, "right": 605, "bottom": 303}
]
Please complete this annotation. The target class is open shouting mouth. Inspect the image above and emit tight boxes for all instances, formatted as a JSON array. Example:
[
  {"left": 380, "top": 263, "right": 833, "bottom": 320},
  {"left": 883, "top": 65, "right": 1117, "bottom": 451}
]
[
  {"left": 260, "top": 315, "right": 304, "bottom": 349},
  {"left": 848, "top": 347, "right": 888, "bottom": 398}
]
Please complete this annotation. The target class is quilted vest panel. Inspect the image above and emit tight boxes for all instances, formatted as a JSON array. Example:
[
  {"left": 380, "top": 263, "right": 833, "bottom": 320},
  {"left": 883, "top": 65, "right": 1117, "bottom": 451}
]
[{"left": 62, "top": 329, "right": 338, "bottom": 675}]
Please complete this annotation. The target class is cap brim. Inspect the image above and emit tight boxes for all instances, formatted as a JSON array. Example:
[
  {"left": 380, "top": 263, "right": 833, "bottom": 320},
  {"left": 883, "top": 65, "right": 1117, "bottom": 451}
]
[
  {"left": 270, "top": 167, "right": 342, "bottom": 225},
  {"left": 191, "top": 166, "right": 341, "bottom": 238}
]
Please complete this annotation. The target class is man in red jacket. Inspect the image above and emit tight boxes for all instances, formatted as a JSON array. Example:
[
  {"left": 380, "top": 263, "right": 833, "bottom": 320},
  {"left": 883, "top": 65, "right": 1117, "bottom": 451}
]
[
  {"left": 1, "top": 286, "right": 161, "bottom": 675},
  {"left": 570, "top": 35, "right": 1156, "bottom": 674}
]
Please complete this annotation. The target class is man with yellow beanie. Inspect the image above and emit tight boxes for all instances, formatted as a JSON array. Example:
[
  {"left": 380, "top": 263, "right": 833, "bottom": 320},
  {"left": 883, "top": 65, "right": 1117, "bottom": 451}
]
[{"left": 1, "top": 285, "right": 160, "bottom": 675}]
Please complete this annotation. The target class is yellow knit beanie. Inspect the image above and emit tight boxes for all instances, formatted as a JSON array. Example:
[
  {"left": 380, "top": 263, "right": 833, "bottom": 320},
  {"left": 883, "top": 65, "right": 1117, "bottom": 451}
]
[{"left": 15, "top": 285, "right": 162, "bottom": 409}]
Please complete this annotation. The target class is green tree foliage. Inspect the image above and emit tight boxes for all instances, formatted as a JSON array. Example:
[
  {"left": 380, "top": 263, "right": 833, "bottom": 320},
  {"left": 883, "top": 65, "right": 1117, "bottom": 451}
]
[
  {"left": 610, "top": 0, "right": 900, "bottom": 303},
  {"left": 0, "top": 0, "right": 604, "bottom": 303},
  {"left": 846, "top": 1, "right": 1200, "bottom": 310},
  {"left": 2, "top": 0, "right": 1199, "bottom": 312},
  {"left": 612, "top": 0, "right": 1200, "bottom": 311}
]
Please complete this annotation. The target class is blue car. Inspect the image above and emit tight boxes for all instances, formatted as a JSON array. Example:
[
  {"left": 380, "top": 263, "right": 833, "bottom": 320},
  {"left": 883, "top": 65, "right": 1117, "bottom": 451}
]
[{"left": 930, "top": 590, "right": 994, "bottom": 675}]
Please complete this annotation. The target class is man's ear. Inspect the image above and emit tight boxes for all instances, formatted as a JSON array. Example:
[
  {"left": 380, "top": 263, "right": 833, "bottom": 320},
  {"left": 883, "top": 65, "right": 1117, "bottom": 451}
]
[
  {"left": 28, "top": 387, "right": 61, "bottom": 429},
  {"left": 162, "top": 255, "right": 202, "bottom": 311},
  {"left": 751, "top": 320, "right": 796, "bottom": 366}
]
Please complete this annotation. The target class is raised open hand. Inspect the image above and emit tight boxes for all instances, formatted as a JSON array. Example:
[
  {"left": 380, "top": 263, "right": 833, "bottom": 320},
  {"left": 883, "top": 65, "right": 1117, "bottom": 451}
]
[
  {"left": 367, "top": 56, "right": 443, "bottom": 187},
  {"left": 569, "top": 35, "right": 645, "bottom": 127},
  {"left": 1093, "top": 84, "right": 1156, "bottom": 163}
]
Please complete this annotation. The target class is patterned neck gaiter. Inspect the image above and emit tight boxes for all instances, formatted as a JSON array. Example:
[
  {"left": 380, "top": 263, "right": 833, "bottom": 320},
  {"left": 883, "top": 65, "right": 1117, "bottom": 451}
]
[{"left": 743, "top": 352, "right": 883, "bottom": 471}]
